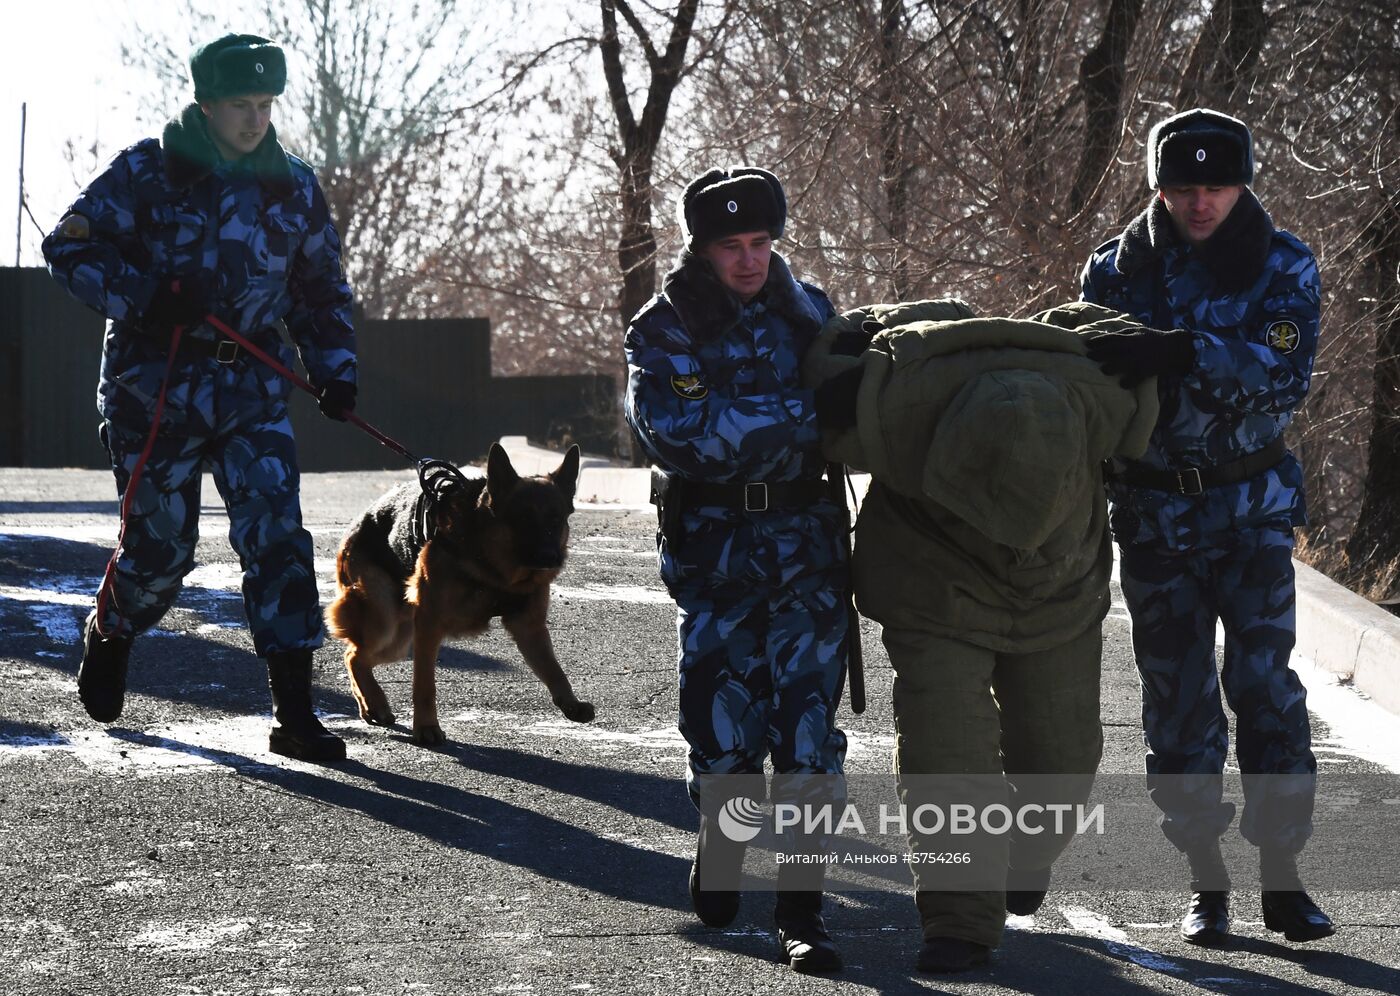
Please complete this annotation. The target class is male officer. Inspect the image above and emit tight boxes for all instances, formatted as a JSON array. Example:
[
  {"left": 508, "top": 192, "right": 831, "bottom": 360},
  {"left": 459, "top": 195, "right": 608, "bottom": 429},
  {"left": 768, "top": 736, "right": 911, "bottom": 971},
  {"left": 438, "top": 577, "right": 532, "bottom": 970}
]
[
  {"left": 624, "top": 167, "right": 856, "bottom": 973},
  {"left": 43, "top": 33, "right": 356, "bottom": 762},
  {"left": 1081, "top": 108, "right": 1333, "bottom": 944}
]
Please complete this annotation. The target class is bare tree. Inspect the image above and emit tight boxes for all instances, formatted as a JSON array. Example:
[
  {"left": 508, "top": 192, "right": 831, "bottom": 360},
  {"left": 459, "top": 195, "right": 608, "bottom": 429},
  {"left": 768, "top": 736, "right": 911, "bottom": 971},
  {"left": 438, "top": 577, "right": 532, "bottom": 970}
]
[{"left": 599, "top": 0, "right": 702, "bottom": 330}]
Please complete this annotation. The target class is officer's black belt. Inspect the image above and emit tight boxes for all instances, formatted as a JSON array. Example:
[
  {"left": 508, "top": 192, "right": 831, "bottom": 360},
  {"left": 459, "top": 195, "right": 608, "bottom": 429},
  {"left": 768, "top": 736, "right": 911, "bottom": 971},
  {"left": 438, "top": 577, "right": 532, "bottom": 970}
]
[
  {"left": 133, "top": 323, "right": 275, "bottom": 364},
  {"left": 670, "top": 477, "right": 830, "bottom": 513},
  {"left": 1105, "top": 437, "right": 1288, "bottom": 495}
]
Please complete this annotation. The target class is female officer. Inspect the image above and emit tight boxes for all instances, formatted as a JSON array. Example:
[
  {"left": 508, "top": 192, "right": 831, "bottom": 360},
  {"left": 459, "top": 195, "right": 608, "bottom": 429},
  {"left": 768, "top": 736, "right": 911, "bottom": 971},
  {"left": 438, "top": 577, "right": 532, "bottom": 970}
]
[{"left": 43, "top": 33, "right": 357, "bottom": 763}]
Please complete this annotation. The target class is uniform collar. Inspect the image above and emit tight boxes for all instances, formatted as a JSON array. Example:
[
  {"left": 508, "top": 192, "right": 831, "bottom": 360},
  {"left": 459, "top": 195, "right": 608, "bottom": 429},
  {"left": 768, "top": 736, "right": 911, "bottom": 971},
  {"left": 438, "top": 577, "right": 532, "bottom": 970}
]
[
  {"left": 661, "top": 250, "right": 821, "bottom": 342},
  {"left": 1115, "top": 189, "right": 1275, "bottom": 293},
  {"left": 161, "top": 102, "right": 296, "bottom": 200}
]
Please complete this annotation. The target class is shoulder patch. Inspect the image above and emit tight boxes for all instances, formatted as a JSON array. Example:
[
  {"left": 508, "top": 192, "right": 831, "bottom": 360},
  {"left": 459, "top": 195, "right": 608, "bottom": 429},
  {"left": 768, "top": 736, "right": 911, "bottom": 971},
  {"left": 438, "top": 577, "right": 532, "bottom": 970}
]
[
  {"left": 670, "top": 374, "right": 708, "bottom": 400},
  {"left": 57, "top": 213, "right": 90, "bottom": 239},
  {"left": 1266, "top": 320, "right": 1301, "bottom": 353}
]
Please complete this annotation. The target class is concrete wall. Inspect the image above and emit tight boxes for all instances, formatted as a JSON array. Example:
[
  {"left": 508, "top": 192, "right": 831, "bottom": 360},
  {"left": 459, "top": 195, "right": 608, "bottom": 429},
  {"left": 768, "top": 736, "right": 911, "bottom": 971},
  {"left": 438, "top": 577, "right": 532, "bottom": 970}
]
[{"left": 0, "top": 267, "right": 615, "bottom": 470}]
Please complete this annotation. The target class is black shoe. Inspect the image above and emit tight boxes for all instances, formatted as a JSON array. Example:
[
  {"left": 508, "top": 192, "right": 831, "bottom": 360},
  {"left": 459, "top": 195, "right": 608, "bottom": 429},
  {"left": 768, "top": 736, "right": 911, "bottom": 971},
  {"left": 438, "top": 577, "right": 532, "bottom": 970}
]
[
  {"left": 1262, "top": 890, "right": 1335, "bottom": 942},
  {"left": 1181, "top": 890, "right": 1230, "bottom": 946},
  {"left": 1006, "top": 865, "right": 1052, "bottom": 915},
  {"left": 78, "top": 610, "right": 132, "bottom": 723},
  {"left": 775, "top": 892, "right": 842, "bottom": 974},
  {"left": 689, "top": 814, "right": 743, "bottom": 927},
  {"left": 916, "top": 936, "right": 991, "bottom": 973},
  {"left": 267, "top": 650, "right": 346, "bottom": 762}
]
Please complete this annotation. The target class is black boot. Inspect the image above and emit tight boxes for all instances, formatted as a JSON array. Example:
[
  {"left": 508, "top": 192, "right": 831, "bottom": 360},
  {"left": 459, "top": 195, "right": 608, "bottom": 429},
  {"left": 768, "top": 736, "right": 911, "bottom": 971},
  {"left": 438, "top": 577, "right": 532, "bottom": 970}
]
[
  {"left": 1006, "top": 865, "right": 1052, "bottom": 916},
  {"left": 1260, "top": 848, "right": 1334, "bottom": 942},
  {"left": 1181, "top": 841, "right": 1230, "bottom": 946},
  {"left": 689, "top": 813, "right": 744, "bottom": 927},
  {"left": 267, "top": 649, "right": 346, "bottom": 762},
  {"left": 916, "top": 937, "right": 991, "bottom": 973},
  {"left": 774, "top": 888, "right": 842, "bottom": 974},
  {"left": 914, "top": 891, "right": 992, "bottom": 972},
  {"left": 78, "top": 610, "right": 133, "bottom": 723}
]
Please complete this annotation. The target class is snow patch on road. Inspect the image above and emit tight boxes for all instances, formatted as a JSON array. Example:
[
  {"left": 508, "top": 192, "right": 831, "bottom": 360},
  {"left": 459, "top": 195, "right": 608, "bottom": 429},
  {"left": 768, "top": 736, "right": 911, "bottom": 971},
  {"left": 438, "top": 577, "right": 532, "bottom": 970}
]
[
  {"left": 1058, "top": 905, "right": 1184, "bottom": 974},
  {"left": 0, "top": 581, "right": 92, "bottom": 606},
  {"left": 0, "top": 562, "right": 259, "bottom": 644},
  {"left": 128, "top": 919, "right": 251, "bottom": 951},
  {"left": 183, "top": 562, "right": 243, "bottom": 591},
  {"left": 519, "top": 717, "right": 686, "bottom": 751},
  {"left": 103, "top": 869, "right": 166, "bottom": 895},
  {"left": 28, "top": 603, "right": 84, "bottom": 643},
  {"left": 552, "top": 583, "right": 671, "bottom": 604}
]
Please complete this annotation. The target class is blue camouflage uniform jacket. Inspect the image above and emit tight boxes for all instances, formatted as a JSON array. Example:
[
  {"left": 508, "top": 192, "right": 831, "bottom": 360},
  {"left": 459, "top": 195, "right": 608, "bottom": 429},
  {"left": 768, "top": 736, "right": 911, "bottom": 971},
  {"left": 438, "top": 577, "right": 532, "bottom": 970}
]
[
  {"left": 625, "top": 251, "right": 845, "bottom": 596},
  {"left": 42, "top": 104, "right": 355, "bottom": 436},
  {"left": 1080, "top": 190, "right": 1320, "bottom": 549}
]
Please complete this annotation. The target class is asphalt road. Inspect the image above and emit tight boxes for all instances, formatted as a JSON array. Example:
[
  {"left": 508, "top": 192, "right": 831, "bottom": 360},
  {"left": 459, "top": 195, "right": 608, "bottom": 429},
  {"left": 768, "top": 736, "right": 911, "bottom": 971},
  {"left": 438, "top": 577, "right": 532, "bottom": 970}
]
[{"left": 2, "top": 466, "right": 1398, "bottom": 996}]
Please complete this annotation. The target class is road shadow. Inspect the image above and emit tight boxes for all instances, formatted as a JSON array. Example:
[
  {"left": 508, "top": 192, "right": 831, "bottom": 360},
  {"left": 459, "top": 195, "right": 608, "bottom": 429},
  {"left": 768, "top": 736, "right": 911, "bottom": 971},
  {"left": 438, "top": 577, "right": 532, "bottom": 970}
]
[
  {"left": 0, "top": 718, "right": 66, "bottom": 742},
  {"left": 105, "top": 727, "right": 689, "bottom": 912}
]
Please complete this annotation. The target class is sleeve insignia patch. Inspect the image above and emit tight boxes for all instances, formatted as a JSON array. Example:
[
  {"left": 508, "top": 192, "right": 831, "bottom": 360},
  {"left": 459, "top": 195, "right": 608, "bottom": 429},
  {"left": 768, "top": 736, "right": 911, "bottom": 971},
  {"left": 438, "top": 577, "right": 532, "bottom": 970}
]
[
  {"left": 670, "top": 374, "right": 708, "bottom": 400},
  {"left": 58, "top": 213, "right": 91, "bottom": 240},
  {"left": 1265, "top": 320, "right": 1300, "bottom": 353}
]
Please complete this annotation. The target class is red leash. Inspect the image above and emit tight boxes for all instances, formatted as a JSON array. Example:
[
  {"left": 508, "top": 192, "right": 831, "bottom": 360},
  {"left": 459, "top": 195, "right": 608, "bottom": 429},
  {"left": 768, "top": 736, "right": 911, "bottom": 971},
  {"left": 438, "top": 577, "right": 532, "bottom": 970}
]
[
  {"left": 94, "top": 324, "right": 186, "bottom": 637},
  {"left": 94, "top": 312, "right": 424, "bottom": 638}
]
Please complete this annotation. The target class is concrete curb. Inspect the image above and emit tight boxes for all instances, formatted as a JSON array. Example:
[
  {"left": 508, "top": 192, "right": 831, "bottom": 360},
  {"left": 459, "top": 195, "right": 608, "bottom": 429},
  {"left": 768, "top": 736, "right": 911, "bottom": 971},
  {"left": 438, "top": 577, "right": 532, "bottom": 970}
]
[{"left": 1295, "top": 558, "right": 1400, "bottom": 716}]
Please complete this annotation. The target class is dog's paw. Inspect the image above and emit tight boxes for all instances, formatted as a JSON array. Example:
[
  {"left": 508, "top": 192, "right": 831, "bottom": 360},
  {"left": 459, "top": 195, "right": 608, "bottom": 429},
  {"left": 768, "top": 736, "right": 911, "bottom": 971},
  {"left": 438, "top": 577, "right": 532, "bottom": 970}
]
[
  {"left": 412, "top": 723, "right": 446, "bottom": 746},
  {"left": 364, "top": 707, "right": 396, "bottom": 727},
  {"left": 559, "top": 699, "right": 595, "bottom": 723}
]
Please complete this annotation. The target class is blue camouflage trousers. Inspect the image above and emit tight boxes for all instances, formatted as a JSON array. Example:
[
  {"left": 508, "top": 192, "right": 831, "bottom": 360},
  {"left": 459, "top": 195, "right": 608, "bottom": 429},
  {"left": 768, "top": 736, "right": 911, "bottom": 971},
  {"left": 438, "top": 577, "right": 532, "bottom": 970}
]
[
  {"left": 674, "top": 579, "right": 848, "bottom": 813},
  {"left": 1120, "top": 525, "right": 1315, "bottom": 854},
  {"left": 98, "top": 414, "right": 323, "bottom": 657}
]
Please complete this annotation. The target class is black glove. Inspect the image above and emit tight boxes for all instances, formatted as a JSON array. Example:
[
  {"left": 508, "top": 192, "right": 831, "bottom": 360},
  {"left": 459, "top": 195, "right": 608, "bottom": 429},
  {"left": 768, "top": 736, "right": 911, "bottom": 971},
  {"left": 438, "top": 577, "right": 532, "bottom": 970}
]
[
  {"left": 144, "top": 271, "right": 213, "bottom": 328},
  {"left": 831, "top": 318, "right": 884, "bottom": 357},
  {"left": 1085, "top": 327, "right": 1195, "bottom": 387},
  {"left": 814, "top": 366, "right": 863, "bottom": 432},
  {"left": 317, "top": 380, "right": 357, "bottom": 421}
]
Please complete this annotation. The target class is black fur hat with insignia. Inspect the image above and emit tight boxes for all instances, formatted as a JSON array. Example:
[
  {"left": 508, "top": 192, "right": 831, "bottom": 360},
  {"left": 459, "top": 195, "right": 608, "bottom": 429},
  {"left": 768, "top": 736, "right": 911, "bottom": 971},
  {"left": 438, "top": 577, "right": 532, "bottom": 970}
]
[
  {"left": 678, "top": 167, "right": 787, "bottom": 250},
  {"left": 1147, "top": 108, "right": 1254, "bottom": 189},
  {"left": 191, "top": 33, "right": 287, "bottom": 102}
]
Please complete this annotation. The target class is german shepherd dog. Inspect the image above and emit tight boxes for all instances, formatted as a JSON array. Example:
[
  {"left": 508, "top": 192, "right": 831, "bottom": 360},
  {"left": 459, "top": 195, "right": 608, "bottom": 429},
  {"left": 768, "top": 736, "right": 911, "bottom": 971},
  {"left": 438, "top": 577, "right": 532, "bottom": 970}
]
[{"left": 326, "top": 443, "right": 593, "bottom": 745}]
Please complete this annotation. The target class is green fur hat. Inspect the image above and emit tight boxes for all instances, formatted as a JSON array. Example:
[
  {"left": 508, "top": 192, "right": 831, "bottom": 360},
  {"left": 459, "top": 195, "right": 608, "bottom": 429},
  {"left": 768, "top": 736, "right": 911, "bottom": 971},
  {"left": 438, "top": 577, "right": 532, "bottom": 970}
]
[{"left": 191, "top": 33, "right": 287, "bottom": 102}]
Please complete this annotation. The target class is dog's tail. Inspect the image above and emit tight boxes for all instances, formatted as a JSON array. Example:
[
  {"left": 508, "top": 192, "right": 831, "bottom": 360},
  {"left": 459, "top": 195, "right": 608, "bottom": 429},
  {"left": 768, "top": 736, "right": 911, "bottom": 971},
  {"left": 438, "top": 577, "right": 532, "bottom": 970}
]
[
  {"left": 336, "top": 544, "right": 355, "bottom": 588},
  {"left": 326, "top": 545, "right": 408, "bottom": 648},
  {"left": 325, "top": 546, "right": 364, "bottom": 642}
]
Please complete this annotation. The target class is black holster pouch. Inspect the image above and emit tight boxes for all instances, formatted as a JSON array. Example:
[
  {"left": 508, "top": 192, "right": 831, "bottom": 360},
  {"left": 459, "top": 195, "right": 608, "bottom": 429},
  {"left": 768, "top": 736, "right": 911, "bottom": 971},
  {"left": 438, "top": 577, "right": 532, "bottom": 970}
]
[{"left": 650, "top": 467, "right": 684, "bottom": 552}]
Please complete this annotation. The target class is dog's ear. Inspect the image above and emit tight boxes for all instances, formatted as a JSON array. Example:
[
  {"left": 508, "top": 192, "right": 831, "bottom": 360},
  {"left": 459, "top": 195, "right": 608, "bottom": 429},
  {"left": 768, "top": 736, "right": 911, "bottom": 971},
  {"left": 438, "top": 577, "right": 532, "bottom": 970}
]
[
  {"left": 550, "top": 444, "right": 581, "bottom": 499},
  {"left": 486, "top": 442, "right": 520, "bottom": 501}
]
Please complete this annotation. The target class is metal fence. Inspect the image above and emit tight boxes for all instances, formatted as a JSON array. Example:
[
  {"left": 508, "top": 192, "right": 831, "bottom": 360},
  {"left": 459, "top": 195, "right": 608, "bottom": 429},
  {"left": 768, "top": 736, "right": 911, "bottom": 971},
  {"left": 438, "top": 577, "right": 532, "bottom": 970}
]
[{"left": 0, "top": 267, "right": 615, "bottom": 470}]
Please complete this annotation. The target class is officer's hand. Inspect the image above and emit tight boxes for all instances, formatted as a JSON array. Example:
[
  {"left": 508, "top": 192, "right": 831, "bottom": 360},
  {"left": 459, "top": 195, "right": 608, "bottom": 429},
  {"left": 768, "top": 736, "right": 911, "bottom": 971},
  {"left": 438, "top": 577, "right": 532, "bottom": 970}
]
[
  {"left": 317, "top": 380, "right": 357, "bottom": 422},
  {"left": 831, "top": 318, "right": 884, "bottom": 357},
  {"left": 814, "top": 366, "right": 863, "bottom": 431},
  {"left": 1085, "top": 327, "right": 1195, "bottom": 387},
  {"left": 145, "top": 272, "right": 213, "bottom": 328}
]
